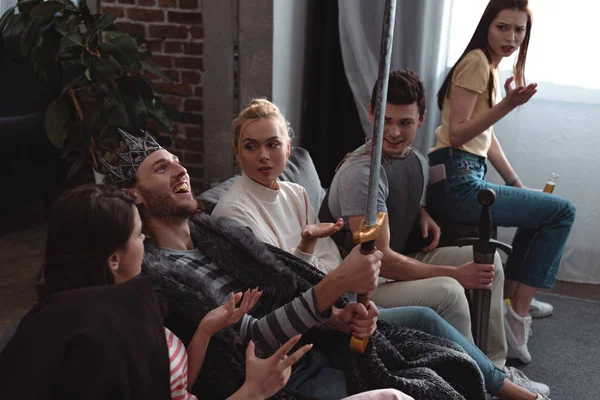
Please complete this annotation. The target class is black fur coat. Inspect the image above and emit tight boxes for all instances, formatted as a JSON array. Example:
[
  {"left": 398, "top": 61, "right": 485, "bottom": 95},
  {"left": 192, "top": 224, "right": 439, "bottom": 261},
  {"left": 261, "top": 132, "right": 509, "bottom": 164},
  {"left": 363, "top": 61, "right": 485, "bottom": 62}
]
[{"left": 142, "top": 214, "right": 487, "bottom": 400}]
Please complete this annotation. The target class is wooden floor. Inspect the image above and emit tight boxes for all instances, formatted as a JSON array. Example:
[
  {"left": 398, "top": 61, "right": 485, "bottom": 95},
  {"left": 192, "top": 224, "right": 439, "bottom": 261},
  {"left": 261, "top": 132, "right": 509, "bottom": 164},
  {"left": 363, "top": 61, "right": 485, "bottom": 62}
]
[{"left": 1, "top": 202, "right": 599, "bottom": 336}]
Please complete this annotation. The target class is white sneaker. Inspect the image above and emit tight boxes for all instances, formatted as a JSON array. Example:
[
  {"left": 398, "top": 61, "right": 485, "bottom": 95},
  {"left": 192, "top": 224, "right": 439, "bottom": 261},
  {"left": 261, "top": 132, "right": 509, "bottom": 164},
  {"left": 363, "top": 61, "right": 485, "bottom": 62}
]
[
  {"left": 529, "top": 297, "right": 554, "bottom": 318},
  {"left": 504, "top": 302, "right": 532, "bottom": 364},
  {"left": 505, "top": 366, "right": 550, "bottom": 396}
]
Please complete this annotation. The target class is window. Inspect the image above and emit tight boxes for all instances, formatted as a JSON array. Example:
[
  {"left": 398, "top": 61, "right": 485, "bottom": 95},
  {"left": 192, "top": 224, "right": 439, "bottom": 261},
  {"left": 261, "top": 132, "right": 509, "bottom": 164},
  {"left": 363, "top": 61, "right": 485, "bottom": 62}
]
[
  {"left": 0, "top": 0, "right": 18, "bottom": 16},
  {"left": 447, "top": 0, "right": 600, "bottom": 90}
]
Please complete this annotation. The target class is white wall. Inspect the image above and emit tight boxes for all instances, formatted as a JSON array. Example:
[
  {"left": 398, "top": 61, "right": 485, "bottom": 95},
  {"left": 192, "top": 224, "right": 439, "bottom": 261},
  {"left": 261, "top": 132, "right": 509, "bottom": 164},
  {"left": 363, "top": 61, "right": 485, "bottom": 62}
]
[
  {"left": 272, "top": 0, "right": 309, "bottom": 137},
  {"left": 487, "top": 81, "right": 600, "bottom": 283}
]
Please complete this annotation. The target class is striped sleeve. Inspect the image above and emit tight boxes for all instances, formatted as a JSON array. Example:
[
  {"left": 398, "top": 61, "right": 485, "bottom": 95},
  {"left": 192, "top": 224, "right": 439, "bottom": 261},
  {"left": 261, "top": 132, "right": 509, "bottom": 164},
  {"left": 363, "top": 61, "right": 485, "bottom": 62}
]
[
  {"left": 164, "top": 327, "right": 198, "bottom": 400},
  {"left": 238, "top": 288, "right": 331, "bottom": 354}
]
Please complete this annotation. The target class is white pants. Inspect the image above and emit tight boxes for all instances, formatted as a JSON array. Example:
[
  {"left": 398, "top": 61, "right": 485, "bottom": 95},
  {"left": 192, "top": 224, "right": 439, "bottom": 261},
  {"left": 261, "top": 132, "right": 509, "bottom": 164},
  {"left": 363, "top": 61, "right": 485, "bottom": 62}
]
[{"left": 370, "top": 245, "right": 507, "bottom": 369}]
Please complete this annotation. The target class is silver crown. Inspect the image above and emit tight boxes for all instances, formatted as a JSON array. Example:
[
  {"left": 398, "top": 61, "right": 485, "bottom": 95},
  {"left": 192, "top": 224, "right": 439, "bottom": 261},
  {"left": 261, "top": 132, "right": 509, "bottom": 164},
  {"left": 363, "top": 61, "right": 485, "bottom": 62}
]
[{"left": 99, "top": 128, "right": 164, "bottom": 186}]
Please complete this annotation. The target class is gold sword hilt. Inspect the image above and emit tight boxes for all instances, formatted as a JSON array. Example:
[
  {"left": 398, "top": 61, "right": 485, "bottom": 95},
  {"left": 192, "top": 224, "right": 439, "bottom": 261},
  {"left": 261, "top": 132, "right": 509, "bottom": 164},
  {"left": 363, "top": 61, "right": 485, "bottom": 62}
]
[{"left": 349, "top": 212, "right": 386, "bottom": 354}]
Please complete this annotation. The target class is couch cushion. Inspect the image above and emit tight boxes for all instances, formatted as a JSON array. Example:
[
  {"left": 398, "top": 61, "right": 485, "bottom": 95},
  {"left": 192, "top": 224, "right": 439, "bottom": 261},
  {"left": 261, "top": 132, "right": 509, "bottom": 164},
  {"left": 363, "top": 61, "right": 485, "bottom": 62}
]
[
  {"left": 280, "top": 147, "right": 326, "bottom": 214},
  {"left": 198, "top": 176, "right": 237, "bottom": 215},
  {"left": 198, "top": 147, "right": 325, "bottom": 215}
]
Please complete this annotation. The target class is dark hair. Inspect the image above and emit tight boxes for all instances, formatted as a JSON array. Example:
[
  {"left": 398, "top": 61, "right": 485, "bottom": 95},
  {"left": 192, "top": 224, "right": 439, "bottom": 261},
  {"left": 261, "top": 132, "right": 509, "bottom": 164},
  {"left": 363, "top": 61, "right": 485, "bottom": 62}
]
[
  {"left": 370, "top": 69, "right": 426, "bottom": 118},
  {"left": 437, "top": 0, "right": 532, "bottom": 110},
  {"left": 37, "top": 184, "right": 137, "bottom": 300}
]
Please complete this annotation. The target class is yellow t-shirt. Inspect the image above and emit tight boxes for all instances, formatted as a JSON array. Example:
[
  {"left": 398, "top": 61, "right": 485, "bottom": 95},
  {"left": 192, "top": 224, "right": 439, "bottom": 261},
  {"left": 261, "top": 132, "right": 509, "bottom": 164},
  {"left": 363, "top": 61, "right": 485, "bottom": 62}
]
[{"left": 431, "top": 49, "right": 502, "bottom": 158}]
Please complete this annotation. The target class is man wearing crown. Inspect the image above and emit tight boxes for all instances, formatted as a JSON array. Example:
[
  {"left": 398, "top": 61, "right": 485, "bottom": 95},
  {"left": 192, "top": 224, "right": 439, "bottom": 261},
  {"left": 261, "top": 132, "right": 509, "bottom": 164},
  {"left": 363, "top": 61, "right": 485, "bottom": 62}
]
[{"left": 98, "top": 128, "right": 488, "bottom": 400}]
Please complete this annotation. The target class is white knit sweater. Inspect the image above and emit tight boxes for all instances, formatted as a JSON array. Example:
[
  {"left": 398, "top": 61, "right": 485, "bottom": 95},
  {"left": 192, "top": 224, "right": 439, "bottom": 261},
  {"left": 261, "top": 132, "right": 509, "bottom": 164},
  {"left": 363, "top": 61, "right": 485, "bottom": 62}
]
[{"left": 212, "top": 173, "right": 342, "bottom": 274}]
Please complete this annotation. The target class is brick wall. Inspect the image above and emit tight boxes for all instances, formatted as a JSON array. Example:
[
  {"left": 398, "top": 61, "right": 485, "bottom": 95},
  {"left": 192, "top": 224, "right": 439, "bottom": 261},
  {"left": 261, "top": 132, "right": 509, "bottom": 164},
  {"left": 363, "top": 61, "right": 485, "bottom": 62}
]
[{"left": 101, "top": 0, "right": 206, "bottom": 192}]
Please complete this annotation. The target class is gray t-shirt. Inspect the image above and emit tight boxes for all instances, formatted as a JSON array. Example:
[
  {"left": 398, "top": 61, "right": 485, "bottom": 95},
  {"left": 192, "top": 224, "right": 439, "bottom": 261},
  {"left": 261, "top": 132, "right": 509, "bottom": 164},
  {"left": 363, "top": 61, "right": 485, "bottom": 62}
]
[{"left": 325, "top": 145, "right": 427, "bottom": 255}]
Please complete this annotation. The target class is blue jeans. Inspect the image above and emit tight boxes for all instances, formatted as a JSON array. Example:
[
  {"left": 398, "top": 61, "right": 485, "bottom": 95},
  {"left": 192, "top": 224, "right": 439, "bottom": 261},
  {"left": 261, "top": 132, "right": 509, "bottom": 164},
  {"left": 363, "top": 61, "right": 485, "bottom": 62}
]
[
  {"left": 379, "top": 306, "right": 505, "bottom": 395},
  {"left": 286, "top": 306, "right": 505, "bottom": 398},
  {"left": 428, "top": 147, "right": 576, "bottom": 288}
]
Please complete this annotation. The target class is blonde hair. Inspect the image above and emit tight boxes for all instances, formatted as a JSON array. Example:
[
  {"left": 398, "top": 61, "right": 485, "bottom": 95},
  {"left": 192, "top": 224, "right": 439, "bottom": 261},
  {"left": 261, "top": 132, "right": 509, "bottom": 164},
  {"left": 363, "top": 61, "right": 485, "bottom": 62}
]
[{"left": 232, "top": 98, "right": 292, "bottom": 150}]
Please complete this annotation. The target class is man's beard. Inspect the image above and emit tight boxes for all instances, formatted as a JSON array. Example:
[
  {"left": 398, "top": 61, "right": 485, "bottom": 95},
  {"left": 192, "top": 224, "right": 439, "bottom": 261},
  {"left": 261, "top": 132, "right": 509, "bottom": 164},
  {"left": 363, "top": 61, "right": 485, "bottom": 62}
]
[{"left": 137, "top": 185, "right": 198, "bottom": 222}]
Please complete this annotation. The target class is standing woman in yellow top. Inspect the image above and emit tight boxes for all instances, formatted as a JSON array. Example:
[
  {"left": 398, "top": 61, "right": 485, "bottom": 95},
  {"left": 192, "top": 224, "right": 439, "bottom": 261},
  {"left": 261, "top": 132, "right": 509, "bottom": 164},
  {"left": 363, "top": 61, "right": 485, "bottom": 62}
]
[{"left": 427, "top": 0, "right": 576, "bottom": 365}]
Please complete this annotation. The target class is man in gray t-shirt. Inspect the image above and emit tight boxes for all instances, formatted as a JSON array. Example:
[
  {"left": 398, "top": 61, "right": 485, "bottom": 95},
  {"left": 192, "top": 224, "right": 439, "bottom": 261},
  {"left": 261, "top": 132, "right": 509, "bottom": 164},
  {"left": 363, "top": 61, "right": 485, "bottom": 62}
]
[
  {"left": 320, "top": 69, "right": 508, "bottom": 369},
  {"left": 326, "top": 144, "right": 428, "bottom": 256}
]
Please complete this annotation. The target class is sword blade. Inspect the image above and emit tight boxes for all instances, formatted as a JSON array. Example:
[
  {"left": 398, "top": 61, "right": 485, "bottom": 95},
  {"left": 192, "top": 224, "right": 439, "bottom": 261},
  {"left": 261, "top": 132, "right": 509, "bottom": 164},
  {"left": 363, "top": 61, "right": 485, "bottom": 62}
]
[{"left": 364, "top": 0, "right": 397, "bottom": 228}]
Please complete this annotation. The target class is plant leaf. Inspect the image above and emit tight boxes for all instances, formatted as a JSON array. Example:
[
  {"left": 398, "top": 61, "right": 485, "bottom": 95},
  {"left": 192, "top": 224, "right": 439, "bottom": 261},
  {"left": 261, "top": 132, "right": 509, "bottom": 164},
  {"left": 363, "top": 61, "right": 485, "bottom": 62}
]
[
  {"left": 141, "top": 61, "right": 171, "bottom": 82},
  {"left": 31, "top": 1, "right": 66, "bottom": 17},
  {"left": 99, "top": 35, "right": 139, "bottom": 68},
  {"left": 53, "top": 17, "right": 69, "bottom": 35},
  {"left": 140, "top": 75, "right": 164, "bottom": 95},
  {"left": 92, "top": 13, "right": 116, "bottom": 32},
  {"left": 45, "top": 98, "right": 72, "bottom": 148},
  {"left": 80, "top": 105, "right": 101, "bottom": 140},
  {"left": 103, "top": 23, "right": 119, "bottom": 32},
  {"left": 145, "top": 100, "right": 173, "bottom": 132},
  {"left": 66, "top": 13, "right": 82, "bottom": 33},
  {"left": 61, "top": 32, "right": 83, "bottom": 47},
  {"left": 93, "top": 54, "right": 122, "bottom": 79},
  {"left": 55, "top": 0, "right": 77, "bottom": 11},
  {"left": 61, "top": 61, "right": 88, "bottom": 94},
  {"left": 16, "top": 0, "right": 42, "bottom": 14},
  {"left": 126, "top": 75, "right": 154, "bottom": 98},
  {"left": 78, "top": 0, "right": 95, "bottom": 30},
  {"left": 78, "top": 0, "right": 90, "bottom": 18},
  {"left": 103, "top": 86, "right": 131, "bottom": 128},
  {"left": 119, "top": 86, "right": 147, "bottom": 129}
]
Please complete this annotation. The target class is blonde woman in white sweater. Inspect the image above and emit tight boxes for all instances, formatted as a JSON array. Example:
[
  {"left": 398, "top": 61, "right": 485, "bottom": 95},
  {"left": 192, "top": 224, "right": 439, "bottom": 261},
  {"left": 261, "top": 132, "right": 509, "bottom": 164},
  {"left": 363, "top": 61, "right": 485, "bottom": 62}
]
[{"left": 212, "top": 98, "right": 344, "bottom": 275}]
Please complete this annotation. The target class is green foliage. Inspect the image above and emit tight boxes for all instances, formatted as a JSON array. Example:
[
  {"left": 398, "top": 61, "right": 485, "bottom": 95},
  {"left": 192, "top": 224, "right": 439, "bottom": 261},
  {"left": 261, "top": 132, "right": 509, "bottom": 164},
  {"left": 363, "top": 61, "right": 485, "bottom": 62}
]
[{"left": 0, "top": 0, "right": 175, "bottom": 176}]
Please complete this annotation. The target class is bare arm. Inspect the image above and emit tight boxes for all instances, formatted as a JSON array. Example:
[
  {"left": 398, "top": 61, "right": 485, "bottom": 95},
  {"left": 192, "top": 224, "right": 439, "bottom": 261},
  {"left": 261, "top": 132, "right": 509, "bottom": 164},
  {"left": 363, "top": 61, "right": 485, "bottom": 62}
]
[
  {"left": 449, "top": 78, "right": 537, "bottom": 148},
  {"left": 347, "top": 214, "right": 456, "bottom": 281},
  {"left": 487, "top": 133, "right": 525, "bottom": 188},
  {"left": 346, "top": 214, "right": 495, "bottom": 288},
  {"left": 186, "top": 330, "right": 211, "bottom": 391},
  {"left": 448, "top": 86, "right": 513, "bottom": 147}
]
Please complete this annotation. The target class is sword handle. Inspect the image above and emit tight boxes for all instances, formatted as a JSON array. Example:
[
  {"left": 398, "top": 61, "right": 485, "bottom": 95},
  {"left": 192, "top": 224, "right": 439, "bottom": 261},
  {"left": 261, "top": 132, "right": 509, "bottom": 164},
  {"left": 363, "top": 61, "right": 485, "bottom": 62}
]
[
  {"left": 349, "top": 213, "right": 384, "bottom": 354},
  {"left": 353, "top": 213, "right": 386, "bottom": 245},
  {"left": 349, "top": 292, "right": 372, "bottom": 354}
]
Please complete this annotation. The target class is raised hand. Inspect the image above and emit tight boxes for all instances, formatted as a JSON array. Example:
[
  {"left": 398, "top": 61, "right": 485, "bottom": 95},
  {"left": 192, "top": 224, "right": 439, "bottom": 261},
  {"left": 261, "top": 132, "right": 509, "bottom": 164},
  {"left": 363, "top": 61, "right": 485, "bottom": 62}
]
[
  {"left": 199, "top": 288, "right": 262, "bottom": 337},
  {"left": 503, "top": 76, "right": 537, "bottom": 108},
  {"left": 301, "top": 218, "right": 344, "bottom": 239},
  {"left": 240, "top": 335, "right": 313, "bottom": 400},
  {"left": 453, "top": 261, "right": 495, "bottom": 289}
]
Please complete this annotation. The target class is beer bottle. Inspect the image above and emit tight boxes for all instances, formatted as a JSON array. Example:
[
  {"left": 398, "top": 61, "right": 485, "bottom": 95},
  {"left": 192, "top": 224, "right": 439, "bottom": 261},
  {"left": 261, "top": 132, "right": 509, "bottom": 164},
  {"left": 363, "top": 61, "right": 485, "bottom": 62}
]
[{"left": 543, "top": 172, "right": 559, "bottom": 194}]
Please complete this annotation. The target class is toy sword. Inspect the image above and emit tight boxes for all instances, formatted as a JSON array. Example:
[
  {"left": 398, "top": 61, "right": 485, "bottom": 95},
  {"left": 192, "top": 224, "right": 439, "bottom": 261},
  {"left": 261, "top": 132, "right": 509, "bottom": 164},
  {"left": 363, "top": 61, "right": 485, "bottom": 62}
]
[
  {"left": 349, "top": 0, "right": 397, "bottom": 354},
  {"left": 458, "top": 189, "right": 512, "bottom": 352}
]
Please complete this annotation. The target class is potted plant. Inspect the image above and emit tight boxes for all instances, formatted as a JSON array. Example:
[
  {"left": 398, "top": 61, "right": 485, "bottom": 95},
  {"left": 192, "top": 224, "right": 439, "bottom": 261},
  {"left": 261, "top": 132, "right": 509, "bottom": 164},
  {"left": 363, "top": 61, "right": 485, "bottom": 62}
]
[{"left": 0, "top": 0, "right": 177, "bottom": 180}]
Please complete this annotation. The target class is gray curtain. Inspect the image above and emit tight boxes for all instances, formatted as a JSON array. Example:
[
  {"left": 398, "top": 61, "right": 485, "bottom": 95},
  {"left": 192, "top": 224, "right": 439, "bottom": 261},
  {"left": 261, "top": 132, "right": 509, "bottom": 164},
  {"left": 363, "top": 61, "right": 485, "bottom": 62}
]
[
  {"left": 338, "top": 0, "right": 452, "bottom": 154},
  {"left": 0, "top": 0, "right": 17, "bottom": 16}
]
